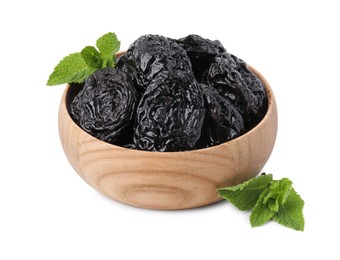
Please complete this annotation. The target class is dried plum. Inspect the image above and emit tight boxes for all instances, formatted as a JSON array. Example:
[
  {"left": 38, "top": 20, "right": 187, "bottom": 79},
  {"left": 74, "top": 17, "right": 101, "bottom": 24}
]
[
  {"left": 116, "top": 35, "right": 192, "bottom": 93},
  {"left": 176, "top": 34, "right": 226, "bottom": 82},
  {"left": 199, "top": 84, "right": 245, "bottom": 147},
  {"left": 70, "top": 68, "right": 138, "bottom": 144},
  {"left": 134, "top": 71, "right": 204, "bottom": 152},
  {"left": 207, "top": 53, "right": 268, "bottom": 128},
  {"left": 69, "top": 33, "right": 269, "bottom": 151}
]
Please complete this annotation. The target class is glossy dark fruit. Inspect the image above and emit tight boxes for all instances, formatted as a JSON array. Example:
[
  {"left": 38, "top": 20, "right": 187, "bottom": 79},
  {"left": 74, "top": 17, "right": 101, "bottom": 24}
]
[
  {"left": 70, "top": 34, "right": 269, "bottom": 151},
  {"left": 207, "top": 53, "right": 268, "bottom": 128},
  {"left": 116, "top": 35, "right": 192, "bottom": 93},
  {"left": 70, "top": 68, "right": 138, "bottom": 144},
  {"left": 176, "top": 34, "right": 226, "bottom": 82},
  {"left": 199, "top": 84, "right": 245, "bottom": 147},
  {"left": 134, "top": 71, "right": 205, "bottom": 152}
]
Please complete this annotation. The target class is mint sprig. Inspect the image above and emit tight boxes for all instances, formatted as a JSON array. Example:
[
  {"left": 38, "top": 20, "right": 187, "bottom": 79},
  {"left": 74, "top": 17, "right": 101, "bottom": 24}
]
[
  {"left": 217, "top": 174, "right": 273, "bottom": 211},
  {"left": 217, "top": 174, "right": 305, "bottom": 231},
  {"left": 47, "top": 32, "right": 120, "bottom": 86},
  {"left": 96, "top": 32, "right": 120, "bottom": 68}
]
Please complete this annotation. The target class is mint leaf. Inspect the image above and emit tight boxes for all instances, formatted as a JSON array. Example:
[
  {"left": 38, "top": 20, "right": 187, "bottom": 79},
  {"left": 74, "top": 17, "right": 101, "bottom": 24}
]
[
  {"left": 263, "top": 178, "right": 293, "bottom": 212},
  {"left": 47, "top": 53, "right": 95, "bottom": 86},
  {"left": 96, "top": 32, "right": 120, "bottom": 55},
  {"left": 218, "top": 174, "right": 305, "bottom": 231},
  {"left": 81, "top": 46, "right": 102, "bottom": 68},
  {"left": 47, "top": 32, "right": 121, "bottom": 86},
  {"left": 250, "top": 188, "right": 276, "bottom": 227},
  {"left": 217, "top": 174, "right": 273, "bottom": 210},
  {"left": 96, "top": 32, "right": 120, "bottom": 68},
  {"left": 273, "top": 188, "right": 305, "bottom": 231}
]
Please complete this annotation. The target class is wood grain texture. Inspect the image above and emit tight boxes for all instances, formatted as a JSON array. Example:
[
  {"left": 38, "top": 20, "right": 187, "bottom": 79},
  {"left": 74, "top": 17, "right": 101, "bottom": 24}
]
[{"left": 58, "top": 65, "right": 278, "bottom": 210}]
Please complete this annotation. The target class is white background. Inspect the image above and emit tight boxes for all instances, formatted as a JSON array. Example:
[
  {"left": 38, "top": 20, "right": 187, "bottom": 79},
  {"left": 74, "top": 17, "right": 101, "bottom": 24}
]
[{"left": 1, "top": 0, "right": 339, "bottom": 259}]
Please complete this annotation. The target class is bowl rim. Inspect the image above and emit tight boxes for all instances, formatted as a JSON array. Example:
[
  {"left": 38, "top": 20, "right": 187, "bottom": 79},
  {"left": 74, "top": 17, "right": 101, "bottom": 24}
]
[{"left": 60, "top": 64, "right": 276, "bottom": 155}]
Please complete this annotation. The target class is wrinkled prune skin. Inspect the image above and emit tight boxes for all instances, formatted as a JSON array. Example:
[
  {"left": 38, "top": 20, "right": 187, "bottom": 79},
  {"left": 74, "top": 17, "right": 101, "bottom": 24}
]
[
  {"left": 175, "top": 34, "right": 226, "bottom": 82},
  {"left": 207, "top": 53, "right": 268, "bottom": 128},
  {"left": 69, "top": 34, "right": 269, "bottom": 151},
  {"left": 134, "top": 71, "right": 205, "bottom": 152},
  {"left": 116, "top": 35, "right": 192, "bottom": 93},
  {"left": 70, "top": 68, "right": 138, "bottom": 144},
  {"left": 198, "top": 84, "right": 245, "bottom": 147}
]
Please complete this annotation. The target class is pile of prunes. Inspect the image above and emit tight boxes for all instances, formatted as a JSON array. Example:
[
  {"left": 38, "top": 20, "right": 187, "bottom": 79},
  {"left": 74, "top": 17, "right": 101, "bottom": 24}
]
[{"left": 70, "top": 34, "right": 268, "bottom": 152}]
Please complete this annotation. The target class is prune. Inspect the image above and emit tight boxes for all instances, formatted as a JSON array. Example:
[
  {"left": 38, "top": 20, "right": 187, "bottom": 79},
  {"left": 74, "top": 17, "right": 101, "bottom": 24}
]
[
  {"left": 116, "top": 35, "right": 192, "bottom": 93},
  {"left": 207, "top": 53, "right": 268, "bottom": 128},
  {"left": 176, "top": 34, "right": 226, "bottom": 82},
  {"left": 70, "top": 68, "right": 138, "bottom": 144},
  {"left": 134, "top": 71, "right": 205, "bottom": 152},
  {"left": 198, "top": 84, "right": 245, "bottom": 147},
  {"left": 69, "top": 34, "right": 269, "bottom": 151}
]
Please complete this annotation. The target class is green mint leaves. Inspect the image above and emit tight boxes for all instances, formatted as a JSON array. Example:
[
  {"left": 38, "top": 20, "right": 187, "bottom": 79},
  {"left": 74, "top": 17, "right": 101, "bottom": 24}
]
[
  {"left": 46, "top": 53, "right": 96, "bottom": 86},
  {"left": 217, "top": 174, "right": 273, "bottom": 211},
  {"left": 217, "top": 174, "right": 305, "bottom": 231},
  {"left": 47, "top": 32, "right": 120, "bottom": 86},
  {"left": 96, "top": 32, "right": 120, "bottom": 68}
]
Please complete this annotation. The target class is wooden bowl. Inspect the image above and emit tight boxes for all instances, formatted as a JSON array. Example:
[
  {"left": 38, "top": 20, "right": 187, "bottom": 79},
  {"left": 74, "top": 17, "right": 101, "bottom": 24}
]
[{"left": 58, "top": 65, "right": 277, "bottom": 210}]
